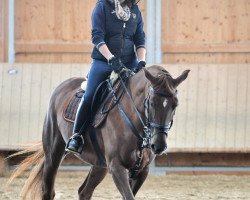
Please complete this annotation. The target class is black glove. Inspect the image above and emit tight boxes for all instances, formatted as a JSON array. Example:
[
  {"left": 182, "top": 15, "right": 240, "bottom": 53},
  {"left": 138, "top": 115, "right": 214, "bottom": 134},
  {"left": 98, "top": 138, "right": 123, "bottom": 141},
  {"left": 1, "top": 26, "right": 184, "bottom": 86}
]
[
  {"left": 108, "top": 56, "right": 125, "bottom": 74},
  {"left": 119, "top": 68, "right": 134, "bottom": 81},
  {"left": 134, "top": 60, "right": 146, "bottom": 73}
]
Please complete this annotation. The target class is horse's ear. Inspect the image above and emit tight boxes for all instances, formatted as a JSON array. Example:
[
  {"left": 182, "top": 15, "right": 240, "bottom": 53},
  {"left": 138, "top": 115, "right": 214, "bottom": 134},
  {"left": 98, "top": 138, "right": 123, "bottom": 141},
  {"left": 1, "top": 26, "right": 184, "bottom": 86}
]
[
  {"left": 144, "top": 68, "right": 159, "bottom": 85},
  {"left": 173, "top": 70, "right": 190, "bottom": 87}
]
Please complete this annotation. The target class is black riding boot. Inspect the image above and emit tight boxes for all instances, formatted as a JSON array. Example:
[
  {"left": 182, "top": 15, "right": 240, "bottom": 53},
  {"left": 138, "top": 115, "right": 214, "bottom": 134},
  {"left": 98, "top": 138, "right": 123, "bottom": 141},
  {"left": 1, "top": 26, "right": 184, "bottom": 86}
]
[{"left": 65, "top": 97, "right": 90, "bottom": 154}]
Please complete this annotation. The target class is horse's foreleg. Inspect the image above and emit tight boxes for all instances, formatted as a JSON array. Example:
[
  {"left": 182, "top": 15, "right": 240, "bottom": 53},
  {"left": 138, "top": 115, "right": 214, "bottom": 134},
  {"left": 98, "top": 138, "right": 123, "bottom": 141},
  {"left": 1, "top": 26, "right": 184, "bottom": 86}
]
[
  {"left": 129, "top": 166, "right": 149, "bottom": 196},
  {"left": 110, "top": 159, "right": 135, "bottom": 200},
  {"left": 78, "top": 166, "right": 108, "bottom": 200}
]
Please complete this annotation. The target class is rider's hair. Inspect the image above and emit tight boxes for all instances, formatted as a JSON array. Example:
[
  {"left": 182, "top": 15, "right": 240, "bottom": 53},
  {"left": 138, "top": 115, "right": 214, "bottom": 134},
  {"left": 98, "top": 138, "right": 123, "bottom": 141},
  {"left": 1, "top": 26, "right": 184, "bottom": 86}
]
[{"left": 123, "top": 0, "right": 139, "bottom": 7}]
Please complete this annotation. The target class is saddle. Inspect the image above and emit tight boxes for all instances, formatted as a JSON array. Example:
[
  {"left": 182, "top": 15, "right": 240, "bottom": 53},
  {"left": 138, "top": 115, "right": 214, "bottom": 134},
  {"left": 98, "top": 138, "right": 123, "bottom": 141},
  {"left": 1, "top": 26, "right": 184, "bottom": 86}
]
[{"left": 63, "top": 75, "right": 124, "bottom": 128}]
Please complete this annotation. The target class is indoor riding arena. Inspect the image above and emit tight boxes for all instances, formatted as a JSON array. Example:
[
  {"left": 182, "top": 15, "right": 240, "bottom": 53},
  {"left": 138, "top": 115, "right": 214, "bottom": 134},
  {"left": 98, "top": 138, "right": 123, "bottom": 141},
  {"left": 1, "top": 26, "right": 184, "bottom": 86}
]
[{"left": 0, "top": 0, "right": 250, "bottom": 199}]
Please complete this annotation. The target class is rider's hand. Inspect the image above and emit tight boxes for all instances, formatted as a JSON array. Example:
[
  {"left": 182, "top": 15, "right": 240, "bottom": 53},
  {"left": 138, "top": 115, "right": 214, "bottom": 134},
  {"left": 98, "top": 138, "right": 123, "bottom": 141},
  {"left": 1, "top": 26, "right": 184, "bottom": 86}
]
[
  {"left": 119, "top": 68, "right": 134, "bottom": 81},
  {"left": 134, "top": 60, "right": 146, "bottom": 73},
  {"left": 108, "top": 56, "right": 125, "bottom": 74}
]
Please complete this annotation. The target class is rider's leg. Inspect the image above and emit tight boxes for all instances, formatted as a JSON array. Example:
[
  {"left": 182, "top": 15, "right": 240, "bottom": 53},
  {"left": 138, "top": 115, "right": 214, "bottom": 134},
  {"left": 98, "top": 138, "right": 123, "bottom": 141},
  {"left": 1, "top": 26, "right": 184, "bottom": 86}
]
[
  {"left": 65, "top": 96, "right": 90, "bottom": 154},
  {"left": 65, "top": 59, "right": 112, "bottom": 154}
]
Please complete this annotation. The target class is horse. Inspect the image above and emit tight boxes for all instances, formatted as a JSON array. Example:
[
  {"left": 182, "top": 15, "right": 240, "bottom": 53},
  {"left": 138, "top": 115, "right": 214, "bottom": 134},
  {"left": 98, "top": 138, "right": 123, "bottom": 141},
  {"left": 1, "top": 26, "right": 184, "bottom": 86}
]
[{"left": 9, "top": 65, "right": 189, "bottom": 200}]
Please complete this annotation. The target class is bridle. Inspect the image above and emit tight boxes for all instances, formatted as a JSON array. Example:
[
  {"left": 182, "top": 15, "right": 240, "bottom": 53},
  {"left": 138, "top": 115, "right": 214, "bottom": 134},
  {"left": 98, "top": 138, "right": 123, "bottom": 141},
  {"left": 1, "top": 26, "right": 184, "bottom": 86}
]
[
  {"left": 115, "top": 74, "right": 174, "bottom": 150},
  {"left": 108, "top": 72, "right": 174, "bottom": 178},
  {"left": 144, "top": 87, "right": 173, "bottom": 137}
]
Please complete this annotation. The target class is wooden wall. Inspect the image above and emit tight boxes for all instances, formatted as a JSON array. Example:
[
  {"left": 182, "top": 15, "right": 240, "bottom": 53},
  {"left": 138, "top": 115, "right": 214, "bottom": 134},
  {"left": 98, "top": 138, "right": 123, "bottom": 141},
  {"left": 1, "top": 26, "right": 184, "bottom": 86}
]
[
  {"left": 167, "top": 64, "right": 250, "bottom": 152},
  {"left": 15, "top": 0, "right": 94, "bottom": 63},
  {"left": 1, "top": 0, "right": 249, "bottom": 63},
  {"left": 14, "top": 0, "right": 146, "bottom": 63},
  {"left": 162, "top": 0, "right": 250, "bottom": 64},
  {"left": 0, "top": 63, "right": 249, "bottom": 152},
  {"left": 0, "top": 63, "right": 90, "bottom": 149},
  {"left": 0, "top": 0, "right": 7, "bottom": 62},
  {"left": 0, "top": 0, "right": 3, "bottom": 61}
]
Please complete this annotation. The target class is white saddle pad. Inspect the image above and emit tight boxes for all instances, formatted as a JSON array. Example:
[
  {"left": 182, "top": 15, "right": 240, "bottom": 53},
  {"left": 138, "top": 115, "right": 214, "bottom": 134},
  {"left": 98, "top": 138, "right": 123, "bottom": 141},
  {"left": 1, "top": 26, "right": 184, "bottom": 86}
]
[{"left": 81, "top": 71, "right": 119, "bottom": 91}]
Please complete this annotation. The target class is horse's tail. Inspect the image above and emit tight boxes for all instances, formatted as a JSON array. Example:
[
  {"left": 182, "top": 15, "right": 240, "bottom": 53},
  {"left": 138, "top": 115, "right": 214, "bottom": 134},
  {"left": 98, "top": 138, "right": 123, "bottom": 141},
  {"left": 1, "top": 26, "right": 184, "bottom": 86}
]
[{"left": 8, "top": 141, "right": 45, "bottom": 200}]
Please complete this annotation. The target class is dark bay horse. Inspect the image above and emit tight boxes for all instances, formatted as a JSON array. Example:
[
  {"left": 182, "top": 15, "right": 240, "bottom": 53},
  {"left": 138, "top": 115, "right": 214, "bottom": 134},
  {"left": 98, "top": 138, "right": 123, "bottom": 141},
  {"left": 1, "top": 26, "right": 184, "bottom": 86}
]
[{"left": 10, "top": 65, "right": 189, "bottom": 200}]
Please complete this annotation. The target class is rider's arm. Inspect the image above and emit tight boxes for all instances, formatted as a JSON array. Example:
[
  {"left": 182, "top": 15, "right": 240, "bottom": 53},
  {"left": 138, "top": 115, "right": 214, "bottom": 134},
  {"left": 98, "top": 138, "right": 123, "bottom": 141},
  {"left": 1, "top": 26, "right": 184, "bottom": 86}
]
[
  {"left": 91, "top": 2, "right": 114, "bottom": 61},
  {"left": 98, "top": 44, "right": 114, "bottom": 61},
  {"left": 136, "top": 47, "right": 146, "bottom": 62},
  {"left": 134, "top": 10, "right": 146, "bottom": 62}
]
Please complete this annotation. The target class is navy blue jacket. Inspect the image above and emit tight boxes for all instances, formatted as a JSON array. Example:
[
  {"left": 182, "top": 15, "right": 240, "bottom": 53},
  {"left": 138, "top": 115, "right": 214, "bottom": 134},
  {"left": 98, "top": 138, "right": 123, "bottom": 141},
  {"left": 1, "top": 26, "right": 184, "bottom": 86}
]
[{"left": 91, "top": 0, "right": 146, "bottom": 63}]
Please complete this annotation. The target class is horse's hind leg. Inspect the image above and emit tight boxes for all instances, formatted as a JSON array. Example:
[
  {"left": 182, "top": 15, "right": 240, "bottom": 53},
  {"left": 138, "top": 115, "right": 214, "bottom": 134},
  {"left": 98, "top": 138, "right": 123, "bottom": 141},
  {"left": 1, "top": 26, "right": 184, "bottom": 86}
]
[
  {"left": 78, "top": 166, "right": 108, "bottom": 200},
  {"left": 42, "top": 114, "right": 66, "bottom": 200}
]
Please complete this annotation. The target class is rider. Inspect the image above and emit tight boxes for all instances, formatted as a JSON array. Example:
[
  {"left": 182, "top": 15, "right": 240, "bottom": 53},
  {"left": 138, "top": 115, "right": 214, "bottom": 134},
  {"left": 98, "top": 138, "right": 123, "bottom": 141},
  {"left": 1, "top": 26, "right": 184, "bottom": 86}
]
[{"left": 66, "top": 0, "right": 146, "bottom": 154}]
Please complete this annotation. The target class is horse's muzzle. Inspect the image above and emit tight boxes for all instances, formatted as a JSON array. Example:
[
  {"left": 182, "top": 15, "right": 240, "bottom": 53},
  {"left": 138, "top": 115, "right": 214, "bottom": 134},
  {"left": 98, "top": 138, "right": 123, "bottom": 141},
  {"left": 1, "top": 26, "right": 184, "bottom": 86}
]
[{"left": 151, "top": 144, "right": 167, "bottom": 155}]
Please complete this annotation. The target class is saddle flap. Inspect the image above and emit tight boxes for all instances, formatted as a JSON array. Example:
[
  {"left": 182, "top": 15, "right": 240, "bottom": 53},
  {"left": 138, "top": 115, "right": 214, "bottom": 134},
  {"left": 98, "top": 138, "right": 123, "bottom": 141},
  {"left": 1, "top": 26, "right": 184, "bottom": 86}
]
[
  {"left": 63, "top": 79, "right": 123, "bottom": 128},
  {"left": 92, "top": 80, "right": 123, "bottom": 128}
]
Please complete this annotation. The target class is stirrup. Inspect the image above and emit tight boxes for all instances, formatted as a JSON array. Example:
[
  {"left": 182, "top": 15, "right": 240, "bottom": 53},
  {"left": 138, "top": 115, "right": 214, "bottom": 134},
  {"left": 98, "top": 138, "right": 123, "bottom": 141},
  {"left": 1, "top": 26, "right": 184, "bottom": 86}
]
[{"left": 65, "top": 133, "right": 84, "bottom": 155}]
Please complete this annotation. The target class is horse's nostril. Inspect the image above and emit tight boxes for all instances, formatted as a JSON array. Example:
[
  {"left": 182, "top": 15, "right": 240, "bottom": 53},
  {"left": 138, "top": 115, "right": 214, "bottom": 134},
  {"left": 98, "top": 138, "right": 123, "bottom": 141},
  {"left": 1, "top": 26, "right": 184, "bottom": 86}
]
[
  {"left": 154, "top": 146, "right": 167, "bottom": 154},
  {"left": 151, "top": 144, "right": 167, "bottom": 154}
]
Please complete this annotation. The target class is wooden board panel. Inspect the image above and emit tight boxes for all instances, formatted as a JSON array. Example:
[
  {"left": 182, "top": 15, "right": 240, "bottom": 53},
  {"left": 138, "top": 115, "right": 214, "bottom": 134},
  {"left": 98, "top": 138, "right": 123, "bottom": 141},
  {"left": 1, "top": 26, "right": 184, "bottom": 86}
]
[
  {"left": 13, "top": 0, "right": 146, "bottom": 63},
  {"left": 195, "top": 66, "right": 208, "bottom": 148},
  {"left": 15, "top": 53, "right": 92, "bottom": 63},
  {"left": 18, "top": 64, "right": 32, "bottom": 146},
  {"left": 225, "top": 65, "right": 238, "bottom": 148},
  {"left": 0, "top": 0, "right": 7, "bottom": 62},
  {"left": 8, "top": 64, "right": 22, "bottom": 147},
  {"left": 0, "top": 0, "right": 4, "bottom": 61},
  {"left": 0, "top": 64, "right": 13, "bottom": 148},
  {"left": 167, "top": 65, "right": 190, "bottom": 148},
  {"left": 163, "top": 53, "right": 250, "bottom": 64},
  {"left": 183, "top": 65, "right": 198, "bottom": 149},
  {"left": 162, "top": 0, "right": 250, "bottom": 64},
  {"left": 205, "top": 65, "right": 218, "bottom": 148},
  {"left": 0, "top": 64, "right": 250, "bottom": 152},
  {"left": 235, "top": 65, "right": 248, "bottom": 148},
  {"left": 29, "top": 64, "right": 44, "bottom": 141},
  {"left": 0, "top": 64, "right": 89, "bottom": 149},
  {"left": 215, "top": 65, "right": 227, "bottom": 148},
  {"left": 155, "top": 153, "right": 250, "bottom": 167},
  {"left": 165, "top": 64, "right": 250, "bottom": 152},
  {"left": 14, "top": 0, "right": 94, "bottom": 63},
  {"left": 15, "top": 0, "right": 92, "bottom": 43},
  {"left": 163, "top": 0, "right": 250, "bottom": 47},
  {"left": 34, "top": 64, "right": 54, "bottom": 141},
  {"left": 245, "top": 67, "right": 250, "bottom": 148}
]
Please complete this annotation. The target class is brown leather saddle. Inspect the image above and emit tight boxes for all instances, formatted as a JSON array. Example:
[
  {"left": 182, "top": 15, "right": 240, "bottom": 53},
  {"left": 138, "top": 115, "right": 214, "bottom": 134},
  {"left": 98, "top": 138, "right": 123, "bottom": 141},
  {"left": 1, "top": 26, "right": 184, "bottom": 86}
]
[{"left": 63, "top": 79, "right": 124, "bottom": 128}]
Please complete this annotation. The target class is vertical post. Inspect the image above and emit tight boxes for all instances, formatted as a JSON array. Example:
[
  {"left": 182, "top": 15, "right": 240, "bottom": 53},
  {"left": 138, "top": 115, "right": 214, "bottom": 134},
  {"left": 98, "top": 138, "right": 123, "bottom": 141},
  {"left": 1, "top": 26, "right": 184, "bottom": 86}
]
[
  {"left": 146, "top": 0, "right": 155, "bottom": 64},
  {"left": 8, "top": 0, "right": 15, "bottom": 64},
  {"left": 155, "top": 0, "right": 162, "bottom": 64}
]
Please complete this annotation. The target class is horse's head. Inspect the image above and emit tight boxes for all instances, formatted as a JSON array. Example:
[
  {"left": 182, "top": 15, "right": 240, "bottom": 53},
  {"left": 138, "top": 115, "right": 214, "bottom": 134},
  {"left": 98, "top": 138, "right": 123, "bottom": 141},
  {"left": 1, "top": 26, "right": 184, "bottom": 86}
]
[{"left": 144, "top": 67, "right": 190, "bottom": 155}]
